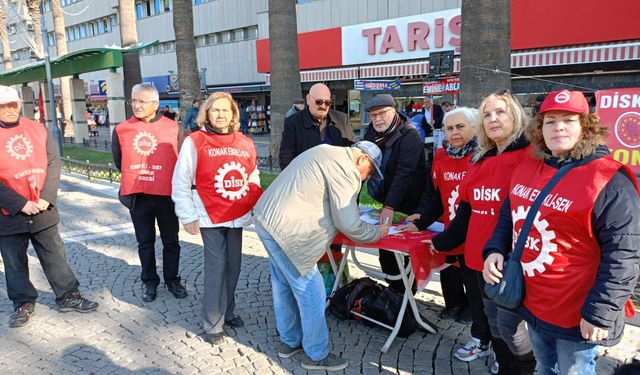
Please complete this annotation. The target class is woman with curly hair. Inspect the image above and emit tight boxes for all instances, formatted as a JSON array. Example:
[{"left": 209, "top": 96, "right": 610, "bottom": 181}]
[{"left": 483, "top": 90, "right": 640, "bottom": 375}]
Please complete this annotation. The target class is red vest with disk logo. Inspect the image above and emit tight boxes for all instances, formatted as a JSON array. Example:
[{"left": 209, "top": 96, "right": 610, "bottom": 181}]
[
  {"left": 0, "top": 118, "right": 48, "bottom": 215},
  {"left": 432, "top": 148, "right": 472, "bottom": 256},
  {"left": 190, "top": 131, "right": 262, "bottom": 224},
  {"left": 509, "top": 156, "right": 636, "bottom": 328},
  {"left": 459, "top": 146, "right": 534, "bottom": 271},
  {"left": 116, "top": 116, "right": 178, "bottom": 196}
]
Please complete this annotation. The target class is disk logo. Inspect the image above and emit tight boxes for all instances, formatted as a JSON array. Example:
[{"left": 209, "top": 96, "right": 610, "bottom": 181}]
[
  {"left": 614, "top": 112, "right": 640, "bottom": 148},
  {"left": 132, "top": 132, "right": 158, "bottom": 156},
  {"left": 447, "top": 185, "right": 460, "bottom": 221},
  {"left": 554, "top": 91, "right": 570, "bottom": 104},
  {"left": 214, "top": 161, "right": 249, "bottom": 201},
  {"left": 511, "top": 206, "right": 557, "bottom": 277},
  {"left": 6, "top": 134, "right": 33, "bottom": 160}
]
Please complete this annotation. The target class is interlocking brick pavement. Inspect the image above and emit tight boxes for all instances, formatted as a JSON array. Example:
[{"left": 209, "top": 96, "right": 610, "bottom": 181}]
[{"left": 0, "top": 173, "right": 638, "bottom": 374}]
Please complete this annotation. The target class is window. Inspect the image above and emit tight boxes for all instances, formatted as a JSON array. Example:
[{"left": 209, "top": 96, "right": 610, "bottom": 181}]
[
  {"left": 157, "top": 44, "right": 165, "bottom": 53},
  {"left": 196, "top": 36, "right": 205, "bottom": 47},
  {"left": 136, "top": 3, "right": 144, "bottom": 19},
  {"left": 221, "top": 31, "right": 230, "bottom": 43},
  {"left": 206, "top": 34, "right": 217, "bottom": 45},
  {"left": 102, "top": 19, "right": 109, "bottom": 33},
  {"left": 73, "top": 27, "right": 79, "bottom": 40},
  {"left": 97, "top": 21, "right": 103, "bottom": 34},
  {"left": 79, "top": 24, "right": 86, "bottom": 38},
  {"left": 154, "top": 0, "right": 161, "bottom": 15},
  {"left": 233, "top": 29, "right": 244, "bottom": 41},
  {"left": 246, "top": 26, "right": 258, "bottom": 39},
  {"left": 110, "top": 15, "right": 117, "bottom": 28},
  {"left": 165, "top": 42, "right": 174, "bottom": 52},
  {"left": 164, "top": 0, "right": 171, "bottom": 11}
]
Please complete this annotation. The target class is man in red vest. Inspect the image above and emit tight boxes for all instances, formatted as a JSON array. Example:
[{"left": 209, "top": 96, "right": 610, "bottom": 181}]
[
  {"left": 112, "top": 83, "right": 186, "bottom": 303},
  {"left": 0, "top": 85, "right": 98, "bottom": 328}
]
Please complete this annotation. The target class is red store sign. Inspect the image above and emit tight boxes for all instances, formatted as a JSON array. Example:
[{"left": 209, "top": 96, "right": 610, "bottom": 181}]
[{"left": 422, "top": 76, "right": 460, "bottom": 95}]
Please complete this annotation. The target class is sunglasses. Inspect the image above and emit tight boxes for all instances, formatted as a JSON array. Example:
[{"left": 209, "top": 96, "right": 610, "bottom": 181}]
[
  {"left": 308, "top": 94, "right": 332, "bottom": 107},
  {"left": 482, "top": 89, "right": 515, "bottom": 100}
]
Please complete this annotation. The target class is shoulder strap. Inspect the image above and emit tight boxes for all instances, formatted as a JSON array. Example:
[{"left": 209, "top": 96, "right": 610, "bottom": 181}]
[{"left": 511, "top": 160, "right": 581, "bottom": 261}]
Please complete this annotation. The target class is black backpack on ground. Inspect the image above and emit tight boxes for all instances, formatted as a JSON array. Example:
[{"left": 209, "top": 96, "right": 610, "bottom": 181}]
[{"left": 328, "top": 277, "right": 376, "bottom": 320}]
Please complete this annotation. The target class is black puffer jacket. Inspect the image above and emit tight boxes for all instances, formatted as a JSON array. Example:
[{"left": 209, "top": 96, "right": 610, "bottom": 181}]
[
  {"left": 363, "top": 112, "right": 428, "bottom": 214},
  {"left": 483, "top": 146, "right": 640, "bottom": 346}
]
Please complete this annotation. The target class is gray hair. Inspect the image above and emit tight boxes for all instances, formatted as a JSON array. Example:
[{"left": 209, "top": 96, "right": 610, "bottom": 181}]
[
  {"left": 443, "top": 106, "right": 479, "bottom": 129},
  {"left": 131, "top": 83, "right": 159, "bottom": 101}
]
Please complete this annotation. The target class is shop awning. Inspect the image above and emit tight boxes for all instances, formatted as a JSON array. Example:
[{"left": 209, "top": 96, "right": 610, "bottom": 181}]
[
  {"left": 511, "top": 40, "right": 640, "bottom": 69},
  {"left": 0, "top": 41, "right": 159, "bottom": 86}
]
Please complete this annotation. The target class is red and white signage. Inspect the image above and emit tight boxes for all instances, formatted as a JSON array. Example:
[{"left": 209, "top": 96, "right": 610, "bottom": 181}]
[
  {"left": 596, "top": 88, "right": 640, "bottom": 174},
  {"left": 423, "top": 76, "right": 460, "bottom": 95},
  {"left": 341, "top": 9, "right": 460, "bottom": 65}
]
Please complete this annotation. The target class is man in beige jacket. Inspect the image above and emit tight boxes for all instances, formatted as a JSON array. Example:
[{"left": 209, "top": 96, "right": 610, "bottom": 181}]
[{"left": 253, "top": 141, "right": 388, "bottom": 371}]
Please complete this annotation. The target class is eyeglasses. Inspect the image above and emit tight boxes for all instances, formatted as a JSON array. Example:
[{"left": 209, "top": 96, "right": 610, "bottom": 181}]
[
  {"left": 308, "top": 94, "right": 332, "bottom": 107},
  {"left": 130, "top": 99, "right": 158, "bottom": 106},
  {"left": 369, "top": 108, "right": 392, "bottom": 120}
]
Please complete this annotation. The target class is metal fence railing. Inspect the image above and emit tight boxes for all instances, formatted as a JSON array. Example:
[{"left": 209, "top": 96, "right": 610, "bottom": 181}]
[
  {"left": 61, "top": 155, "right": 279, "bottom": 184},
  {"left": 62, "top": 157, "right": 121, "bottom": 183}
]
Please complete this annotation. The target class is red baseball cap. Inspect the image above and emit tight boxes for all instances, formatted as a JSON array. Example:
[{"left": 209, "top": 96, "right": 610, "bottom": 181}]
[{"left": 539, "top": 90, "right": 589, "bottom": 114}]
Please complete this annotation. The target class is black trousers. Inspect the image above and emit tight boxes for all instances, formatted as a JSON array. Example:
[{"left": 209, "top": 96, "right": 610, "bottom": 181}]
[
  {"left": 0, "top": 225, "right": 80, "bottom": 309},
  {"left": 460, "top": 263, "right": 492, "bottom": 345},
  {"left": 129, "top": 194, "right": 181, "bottom": 286},
  {"left": 440, "top": 254, "right": 466, "bottom": 310}
]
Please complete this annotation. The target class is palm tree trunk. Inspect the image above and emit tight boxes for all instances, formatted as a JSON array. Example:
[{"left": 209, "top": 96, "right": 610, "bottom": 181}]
[
  {"left": 25, "top": 0, "right": 43, "bottom": 58},
  {"left": 0, "top": 0, "right": 13, "bottom": 70},
  {"left": 51, "top": 0, "right": 73, "bottom": 137},
  {"left": 268, "top": 0, "right": 302, "bottom": 164},
  {"left": 118, "top": 0, "right": 142, "bottom": 118},
  {"left": 459, "top": 0, "right": 511, "bottom": 108},
  {"left": 171, "top": 0, "right": 199, "bottom": 131}
]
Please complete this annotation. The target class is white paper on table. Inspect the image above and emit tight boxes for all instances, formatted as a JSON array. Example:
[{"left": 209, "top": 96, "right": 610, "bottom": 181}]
[
  {"left": 427, "top": 222, "right": 445, "bottom": 233},
  {"left": 359, "top": 211, "right": 381, "bottom": 225},
  {"left": 388, "top": 226, "right": 406, "bottom": 235}
]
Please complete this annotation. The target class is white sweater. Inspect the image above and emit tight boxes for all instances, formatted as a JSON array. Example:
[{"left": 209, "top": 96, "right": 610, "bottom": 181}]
[{"left": 171, "top": 135, "right": 260, "bottom": 228}]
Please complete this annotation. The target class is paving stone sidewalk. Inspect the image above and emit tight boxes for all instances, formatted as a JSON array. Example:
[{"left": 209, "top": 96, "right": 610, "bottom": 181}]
[{"left": 0, "top": 174, "right": 638, "bottom": 374}]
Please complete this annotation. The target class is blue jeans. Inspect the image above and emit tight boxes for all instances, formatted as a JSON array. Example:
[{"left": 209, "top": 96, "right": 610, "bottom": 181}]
[
  {"left": 529, "top": 327, "right": 598, "bottom": 375},
  {"left": 255, "top": 224, "right": 329, "bottom": 361}
]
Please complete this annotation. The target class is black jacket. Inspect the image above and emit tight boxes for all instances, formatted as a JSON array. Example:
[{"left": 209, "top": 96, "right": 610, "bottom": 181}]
[
  {"left": 483, "top": 147, "right": 640, "bottom": 346},
  {"left": 279, "top": 108, "right": 355, "bottom": 169},
  {"left": 0, "top": 118, "right": 61, "bottom": 236},
  {"left": 363, "top": 113, "right": 429, "bottom": 213}
]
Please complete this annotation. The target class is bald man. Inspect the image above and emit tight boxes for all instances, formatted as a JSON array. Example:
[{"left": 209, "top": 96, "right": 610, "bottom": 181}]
[{"left": 279, "top": 83, "right": 356, "bottom": 169}]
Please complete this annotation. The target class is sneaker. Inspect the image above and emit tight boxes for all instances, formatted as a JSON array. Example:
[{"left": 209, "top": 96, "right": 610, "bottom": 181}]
[
  {"left": 454, "top": 338, "right": 491, "bottom": 362},
  {"left": 278, "top": 343, "right": 303, "bottom": 359},
  {"left": 491, "top": 352, "right": 499, "bottom": 374},
  {"left": 8, "top": 302, "right": 35, "bottom": 328},
  {"left": 301, "top": 353, "right": 348, "bottom": 371},
  {"left": 166, "top": 281, "right": 188, "bottom": 299},
  {"left": 58, "top": 292, "right": 99, "bottom": 313},
  {"left": 201, "top": 332, "right": 224, "bottom": 345}
]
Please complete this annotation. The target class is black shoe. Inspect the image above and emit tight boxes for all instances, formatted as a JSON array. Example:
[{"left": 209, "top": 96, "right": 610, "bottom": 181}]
[
  {"left": 58, "top": 292, "right": 99, "bottom": 313},
  {"left": 142, "top": 284, "right": 157, "bottom": 302},
  {"left": 224, "top": 316, "right": 244, "bottom": 328},
  {"left": 8, "top": 302, "right": 35, "bottom": 328},
  {"left": 455, "top": 307, "right": 472, "bottom": 324},
  {"left": 440, "top": 305, "right": 462, "bottom": 320},
  {"left": 166, "top": 281, "right": 188, "bottom": 299},
  {"left": 201, "top": 332, "right": 225, "bottom": 345}
]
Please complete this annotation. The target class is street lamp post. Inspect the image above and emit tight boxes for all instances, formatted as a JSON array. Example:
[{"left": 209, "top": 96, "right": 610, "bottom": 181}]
[{"left": 39, "top": 0, "right": 63, "bottom": 156}]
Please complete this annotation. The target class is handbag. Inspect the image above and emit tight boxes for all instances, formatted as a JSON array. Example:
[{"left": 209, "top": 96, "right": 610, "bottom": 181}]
[{"left": 485, "top": 161, "right": 579, "bottom": 309}]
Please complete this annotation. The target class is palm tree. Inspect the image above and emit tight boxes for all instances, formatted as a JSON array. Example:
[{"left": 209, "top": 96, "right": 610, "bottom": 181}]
[
  {"left": 25, "top": 0, "right": 43, "bottom": 58},
  {"left": 171, "top": 0, "right": 199, "bottom": 130},
  {"left": 51, "top": 0, "right": 74, "bottom": 137},
  {"left": 0, "top": 0, "right": 12, "bottom": 70},
  {"left": 459, "top": 0, "right": 511, "bottom": 108},
  {"left": 268, "top": 0, "right": 301, "bottom": 163},
  {"left": 118, "top": 0, "right": 142, "bottom": 118}
]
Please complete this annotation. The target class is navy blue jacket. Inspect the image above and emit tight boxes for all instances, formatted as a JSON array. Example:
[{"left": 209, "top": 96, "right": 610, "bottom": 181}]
[{"left": 483, "top": 148, "right": 640, "bottom": 346}]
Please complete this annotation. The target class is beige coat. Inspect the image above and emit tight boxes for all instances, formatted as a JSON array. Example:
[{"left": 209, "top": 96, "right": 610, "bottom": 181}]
[{"left": 253, "top": 144, "right": 380, "bottom": 276}]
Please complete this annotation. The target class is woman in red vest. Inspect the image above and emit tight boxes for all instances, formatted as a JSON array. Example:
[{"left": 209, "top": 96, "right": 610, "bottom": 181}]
[
  {"left": 171, "top": 92, "right": 262, "bottom": 345},
  {"left": 423, "top": 91, "right": 536, "bottom": 374},
  {"left": 399, "top": 107, "right": 486, "bottom": 328},
  {"left": 483, "top": 90, "right": 640, "bottom": 375}
]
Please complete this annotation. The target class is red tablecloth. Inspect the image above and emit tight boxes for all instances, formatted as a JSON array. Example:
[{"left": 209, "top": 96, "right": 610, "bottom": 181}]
[{"left": 333, "top": 231, "right": 447, "bottom": 289}]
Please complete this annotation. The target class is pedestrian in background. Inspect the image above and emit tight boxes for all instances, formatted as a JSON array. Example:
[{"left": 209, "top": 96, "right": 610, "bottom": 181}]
[
  {"left": 285, "top": 98, "right": 305, "bottom": 118},
  {"left": 253, "top": 141, "right": 388, "bottom": 371},
  {"left": 112, "top": 83, "right": 187, "bottom": 303},
  {"left": 0, "top": 85, "right": 98, "bottom": 328},
  {"left": 183, "top": 99, "right": 201, "bottom": 134},
  {"left": 483, "top": 90, "right": 640, "bottom": 375},
  {"left": 363, "top": 93, "right": 429, "bottom": 293},
  {"left": 172, "top": 92, "right": 262, "bottom": 345}
]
